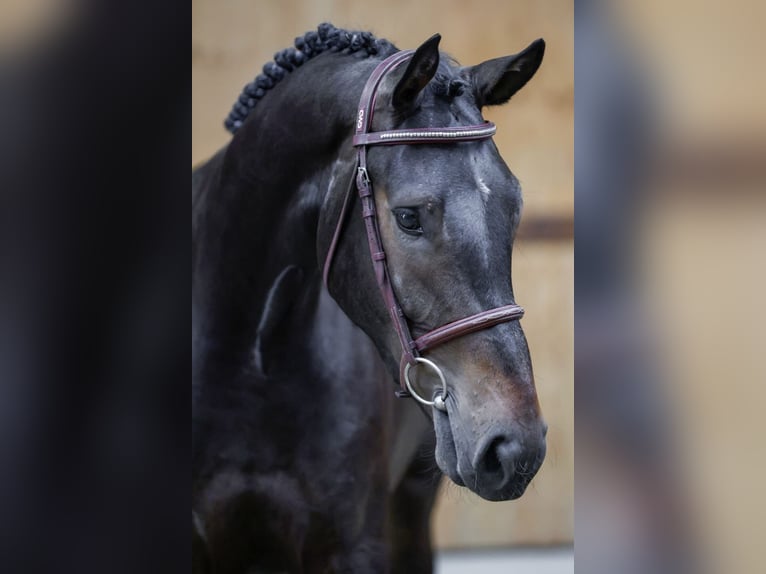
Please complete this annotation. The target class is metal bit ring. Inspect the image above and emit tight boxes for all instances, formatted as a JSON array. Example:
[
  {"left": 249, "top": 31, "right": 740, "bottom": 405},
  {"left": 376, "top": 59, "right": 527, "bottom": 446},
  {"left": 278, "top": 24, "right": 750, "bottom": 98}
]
[{"left": 404, "top": 357, "right": 449, "bottom": 412}]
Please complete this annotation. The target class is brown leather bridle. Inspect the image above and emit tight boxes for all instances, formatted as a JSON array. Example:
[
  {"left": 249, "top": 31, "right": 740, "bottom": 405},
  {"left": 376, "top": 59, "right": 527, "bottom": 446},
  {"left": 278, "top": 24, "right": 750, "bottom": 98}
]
[{"left": 323, "top": 50, "right": 525, "bottom": 411}]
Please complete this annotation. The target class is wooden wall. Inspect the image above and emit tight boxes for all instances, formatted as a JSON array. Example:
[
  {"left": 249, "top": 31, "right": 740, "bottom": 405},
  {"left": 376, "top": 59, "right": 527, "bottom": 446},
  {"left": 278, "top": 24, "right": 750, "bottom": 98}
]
[{"left": 192, "top": 0, "right": 573, "bottom": 549}]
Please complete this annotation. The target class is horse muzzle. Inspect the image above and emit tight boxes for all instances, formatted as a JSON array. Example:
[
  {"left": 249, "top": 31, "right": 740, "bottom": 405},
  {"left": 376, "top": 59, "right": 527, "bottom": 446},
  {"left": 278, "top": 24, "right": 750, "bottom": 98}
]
[
  {"left": 468, "top": 424, "right": 547, "bottom": 501},
  {"left": 433, "top": 394, "right": 547, "bottom": 501}
]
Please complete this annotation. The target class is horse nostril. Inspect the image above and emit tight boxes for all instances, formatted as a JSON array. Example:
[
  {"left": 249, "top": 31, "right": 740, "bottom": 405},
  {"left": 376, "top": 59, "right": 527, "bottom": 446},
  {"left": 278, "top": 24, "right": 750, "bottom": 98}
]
[
  {"left": 473, "top": 433, "right": 545, "bottom": 499},
  {"left": 482, "top": 437, "right": 505, "bottom": 475},
  {"left": 478, "top": 435, "right": 521, "bottom": 484}
]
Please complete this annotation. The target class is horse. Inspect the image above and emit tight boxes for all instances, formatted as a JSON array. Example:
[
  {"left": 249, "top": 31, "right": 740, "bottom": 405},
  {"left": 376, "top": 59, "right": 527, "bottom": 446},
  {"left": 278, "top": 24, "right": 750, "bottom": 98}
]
[{"left": 192, "top": 23, "right": 547, "bottom": 573}]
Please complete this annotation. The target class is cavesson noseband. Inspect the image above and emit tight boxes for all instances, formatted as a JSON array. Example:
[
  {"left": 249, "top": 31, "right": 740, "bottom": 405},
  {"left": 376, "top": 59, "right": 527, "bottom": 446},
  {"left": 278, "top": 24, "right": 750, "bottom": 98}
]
[{"left": 323, "top": 50, "right": 525, "bottom": 412}]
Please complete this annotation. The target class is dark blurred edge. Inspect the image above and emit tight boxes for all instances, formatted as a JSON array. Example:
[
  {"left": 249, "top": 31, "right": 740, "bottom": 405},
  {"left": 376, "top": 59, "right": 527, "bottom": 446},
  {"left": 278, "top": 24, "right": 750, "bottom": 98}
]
[
  {"left": 0, "top": 1, "right": 188, "bottom": 572},
  {"left": 573, "top": 1, "right": 700, "bottom": 573}
]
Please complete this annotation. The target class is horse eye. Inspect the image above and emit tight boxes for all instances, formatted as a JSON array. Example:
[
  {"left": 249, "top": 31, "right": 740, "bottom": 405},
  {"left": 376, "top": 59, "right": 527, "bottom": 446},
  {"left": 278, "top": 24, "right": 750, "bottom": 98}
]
[{"left": 393, "top": 208, "right": 422, "bottom": 235}]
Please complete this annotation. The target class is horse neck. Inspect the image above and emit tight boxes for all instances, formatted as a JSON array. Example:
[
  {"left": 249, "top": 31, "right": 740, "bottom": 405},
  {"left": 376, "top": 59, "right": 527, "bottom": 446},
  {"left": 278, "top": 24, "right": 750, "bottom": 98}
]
[{"left": 193, "top": 54, "right": 376, "bottom": 372}]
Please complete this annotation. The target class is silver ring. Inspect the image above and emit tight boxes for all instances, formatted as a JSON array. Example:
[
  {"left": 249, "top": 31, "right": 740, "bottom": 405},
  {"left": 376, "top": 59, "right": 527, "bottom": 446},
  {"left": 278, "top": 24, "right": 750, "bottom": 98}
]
[{"left": 404, "top": 357, "right": 448, "bottom": 412}]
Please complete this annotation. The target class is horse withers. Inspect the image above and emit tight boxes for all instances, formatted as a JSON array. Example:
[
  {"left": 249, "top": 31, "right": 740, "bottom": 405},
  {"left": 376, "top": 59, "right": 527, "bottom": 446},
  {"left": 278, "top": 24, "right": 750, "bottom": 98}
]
[{"left": 193, "top": 23, "right": 547, "bottom": 573}]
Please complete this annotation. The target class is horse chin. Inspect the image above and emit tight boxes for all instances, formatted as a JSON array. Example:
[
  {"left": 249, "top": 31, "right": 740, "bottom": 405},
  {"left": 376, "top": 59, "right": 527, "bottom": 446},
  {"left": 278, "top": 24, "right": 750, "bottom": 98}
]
[{"left": 432, "top": 407, "right": 465, "bottom": 487}]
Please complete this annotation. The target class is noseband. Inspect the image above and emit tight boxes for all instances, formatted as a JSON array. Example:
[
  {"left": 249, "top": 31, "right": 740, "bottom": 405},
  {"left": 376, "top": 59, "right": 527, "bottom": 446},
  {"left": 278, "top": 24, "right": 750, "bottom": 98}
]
[{"left": 323, "top": 50, "right": 525, "bottom": 411}]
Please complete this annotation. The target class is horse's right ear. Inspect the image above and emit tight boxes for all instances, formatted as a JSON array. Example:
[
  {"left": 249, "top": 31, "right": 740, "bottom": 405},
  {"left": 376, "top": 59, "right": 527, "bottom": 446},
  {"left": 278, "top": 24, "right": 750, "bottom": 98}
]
[
  {"left": 465, "top": 38, "right": 545, "bottom": 107},
  {"left": 392, "top": 34, "right": 441, "bottom": 109}
]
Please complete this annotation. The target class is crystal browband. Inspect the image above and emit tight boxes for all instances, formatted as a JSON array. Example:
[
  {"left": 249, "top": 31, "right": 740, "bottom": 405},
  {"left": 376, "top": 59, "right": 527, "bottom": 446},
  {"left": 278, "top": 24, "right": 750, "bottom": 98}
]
[{"left": 352, "top": 122, "right": 496, "bottom": 147}]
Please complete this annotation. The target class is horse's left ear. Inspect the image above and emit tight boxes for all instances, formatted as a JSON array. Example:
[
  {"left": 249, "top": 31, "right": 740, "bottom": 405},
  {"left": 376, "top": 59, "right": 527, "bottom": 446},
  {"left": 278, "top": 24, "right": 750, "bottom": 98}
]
[
  {"left": 392, "top": 33, "right": 441, "bottom": 109},
  {"left": 465, "top": 38, "right": 545, "bottom": 107}
]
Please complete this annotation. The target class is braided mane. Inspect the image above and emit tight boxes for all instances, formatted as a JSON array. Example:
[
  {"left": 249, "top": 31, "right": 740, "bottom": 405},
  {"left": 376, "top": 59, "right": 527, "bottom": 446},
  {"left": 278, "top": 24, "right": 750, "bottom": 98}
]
[{"left": 225, "top": 23, "right": 394, "bottom": 134}]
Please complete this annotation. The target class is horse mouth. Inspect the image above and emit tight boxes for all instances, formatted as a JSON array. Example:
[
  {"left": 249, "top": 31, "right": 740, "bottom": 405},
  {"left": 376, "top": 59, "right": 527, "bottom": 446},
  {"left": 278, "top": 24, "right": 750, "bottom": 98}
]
[
  {"left": 432, "top": 407, "right": 465, "bottom": 487},
  {"left": 432, "top": 399, "right": 546, "bottom": 501}
]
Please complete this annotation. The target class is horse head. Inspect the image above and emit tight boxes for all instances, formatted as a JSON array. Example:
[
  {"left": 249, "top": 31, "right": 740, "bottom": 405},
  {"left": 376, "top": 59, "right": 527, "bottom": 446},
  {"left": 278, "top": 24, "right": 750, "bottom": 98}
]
[{"left": 321, "top": 34, "right": 547, "bottom": 501}]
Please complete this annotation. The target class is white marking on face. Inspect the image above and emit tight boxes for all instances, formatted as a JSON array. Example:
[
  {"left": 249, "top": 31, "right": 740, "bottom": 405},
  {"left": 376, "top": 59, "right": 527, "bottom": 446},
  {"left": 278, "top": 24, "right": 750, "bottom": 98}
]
[
  {"left": 470, "top": 156, "right": 491, "bottom": 203},
  {"left": 466, "top": 162, "right": 492, "bottom": 265},
  {"left": 477, "top": 177, "right": 492, "bottom": 197},
  {"left": 453, "top": 190, "right": 491, "bottom": 269}
]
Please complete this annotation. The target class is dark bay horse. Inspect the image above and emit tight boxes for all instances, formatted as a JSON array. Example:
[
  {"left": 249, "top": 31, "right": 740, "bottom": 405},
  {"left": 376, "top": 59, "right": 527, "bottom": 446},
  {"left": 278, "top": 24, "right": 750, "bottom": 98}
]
[{"left": 193, "top": 23, "right": 547, "bottom": 573}]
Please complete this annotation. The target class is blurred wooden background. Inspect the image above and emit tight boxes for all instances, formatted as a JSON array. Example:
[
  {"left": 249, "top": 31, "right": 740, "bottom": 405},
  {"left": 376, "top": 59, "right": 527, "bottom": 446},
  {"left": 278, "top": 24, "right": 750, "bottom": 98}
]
[{"left": 192, "top": 0, "right": 572, "bottom": 549}]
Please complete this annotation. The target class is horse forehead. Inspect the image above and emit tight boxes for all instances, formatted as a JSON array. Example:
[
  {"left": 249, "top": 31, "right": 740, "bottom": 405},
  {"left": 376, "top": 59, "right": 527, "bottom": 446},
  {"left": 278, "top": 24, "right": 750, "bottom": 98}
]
[{"left": 392, "top": 142, "right": 505, "bottom": 180}]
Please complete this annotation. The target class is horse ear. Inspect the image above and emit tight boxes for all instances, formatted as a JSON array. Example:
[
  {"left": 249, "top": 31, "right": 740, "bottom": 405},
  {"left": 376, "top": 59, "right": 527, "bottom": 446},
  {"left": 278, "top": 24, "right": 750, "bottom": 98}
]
[
  {"left": 392, "top": 33, "right": 441, "bottom": 109},
  {"left": 465, "top": 38, "right": 545, "bottom": 107}
]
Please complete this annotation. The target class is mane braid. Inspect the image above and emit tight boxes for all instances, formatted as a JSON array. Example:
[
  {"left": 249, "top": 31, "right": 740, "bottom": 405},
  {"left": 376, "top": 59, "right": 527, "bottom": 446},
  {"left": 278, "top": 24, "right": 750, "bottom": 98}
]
[{"left": 224, "top": 23, "right": 393, "bottom": 134}]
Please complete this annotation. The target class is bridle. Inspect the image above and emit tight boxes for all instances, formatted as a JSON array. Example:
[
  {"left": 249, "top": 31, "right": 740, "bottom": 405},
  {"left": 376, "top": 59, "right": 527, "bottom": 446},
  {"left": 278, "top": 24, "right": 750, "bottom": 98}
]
[{"left": 322, "top": 50, "right": 525, "bottom": 412}]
